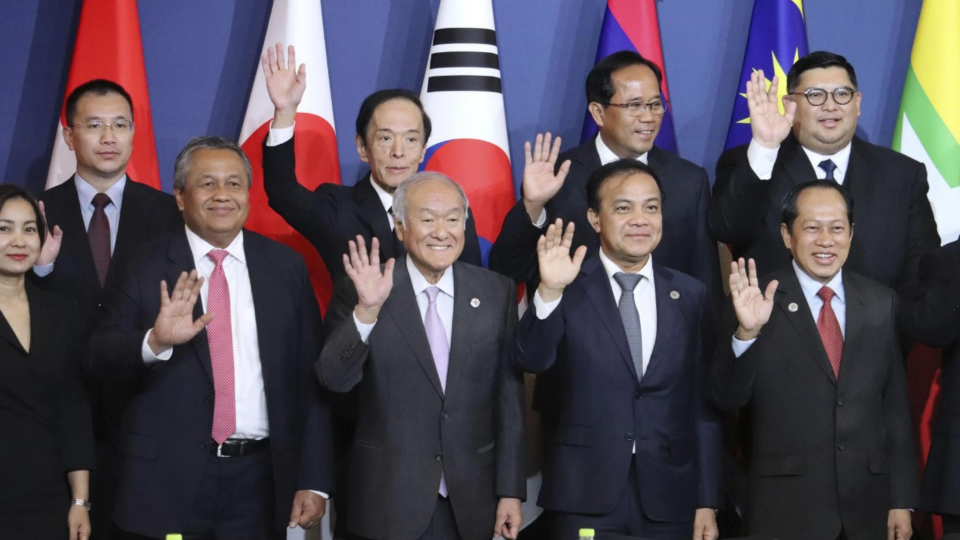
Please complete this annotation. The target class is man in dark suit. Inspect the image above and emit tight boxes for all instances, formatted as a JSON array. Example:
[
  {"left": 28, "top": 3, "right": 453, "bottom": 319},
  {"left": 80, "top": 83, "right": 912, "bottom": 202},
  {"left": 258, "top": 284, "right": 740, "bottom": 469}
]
[
  {"left": 87, "top": 136, "right": 333, "bottom": 540},
  {"left": 709, "top": 180, "right": 918, "bottom": 540},
  {"left": 489, "top": 50, "right": 720, "bottom": 308},
  {"left": 511, "top": 160, "right": 721, "bottom": 540},
  {"left": 31, "top": 79, "right": 182, "bottom": 539},
  {"left": 903, "top": 233, "right": 960, "bottom": 534},
  {"left": 259, "top": 43, "right": 481, "bottom": 282},
  {"left": 317, "top": 172, "right": 525, "bottom": 540},
  {"left": 711, "top": 51, "right": 940, "bottom": 301}
]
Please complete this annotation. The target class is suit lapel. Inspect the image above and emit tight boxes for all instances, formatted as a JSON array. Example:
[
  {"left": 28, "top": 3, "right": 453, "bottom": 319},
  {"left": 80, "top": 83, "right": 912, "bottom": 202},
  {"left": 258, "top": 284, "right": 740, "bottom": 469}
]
[
  {"left": 844, "top": 138, "right": 871, "bottom": 231},
  {"left": 244, "top": 232, "right": 275, "bottom": 393},
  {"left": 580, "top": 257, "right": 637, "bottom": 382},
  {"left": 111, "top": 180, "right": 149, "bottom": 280},
  {"left": 775, "top": 269, "right": 837, "bottom": 385},
  {"left": 52, "top": 177, "right": 100, "bottom": 292},
  {"left": 572, "top": 141, "right": 603, "bottom": 192},
  {"left": 383, "top": 258, "right": 445, "bottom": 398},
  {"left": 445, "top": 263, "right": 476, "bottom": 399},
  {"left": 354, "top": 176, "right": 398, "bottom": 258},
  {"left": 836, "top": 274, "right": 864, "bottom": 382},
  {"left": 642, "top": 265, "right": 677, "bottom": 384},
  {"left": 0, "top": 303, "right": 25, "bottom": 354},
  {"left": 779, "top": 136, "right": 818, "bottom": 187},
  {"left": 166, "top": 230, "right": 213, "bottom": 384}
]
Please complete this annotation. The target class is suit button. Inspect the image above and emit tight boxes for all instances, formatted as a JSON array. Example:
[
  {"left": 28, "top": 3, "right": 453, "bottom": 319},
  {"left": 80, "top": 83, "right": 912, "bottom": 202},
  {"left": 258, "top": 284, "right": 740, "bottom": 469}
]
[
  {"left": 441, "top": 412, "right": 449, "bottom": 420},
  {"left": 836, "top": 397, "right": 844, "bottom": 407},
  {"left": 838, "top": 442, "right": 847, "bottom": 451},
  {"left": 634, "top": 389, "right": 642, "bottom": 399},
  {"left": 435, "top": 454, "right": 443, "bottom": 461},
  {"left": 625, "top": 434, "right": 634, "bottom": 442}
]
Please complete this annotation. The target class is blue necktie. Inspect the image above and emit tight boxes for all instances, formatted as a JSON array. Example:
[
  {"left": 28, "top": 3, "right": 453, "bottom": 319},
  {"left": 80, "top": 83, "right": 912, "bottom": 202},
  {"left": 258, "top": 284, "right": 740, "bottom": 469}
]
[{"left": 819, "top": 159, "right": 837, "bottom": 182}]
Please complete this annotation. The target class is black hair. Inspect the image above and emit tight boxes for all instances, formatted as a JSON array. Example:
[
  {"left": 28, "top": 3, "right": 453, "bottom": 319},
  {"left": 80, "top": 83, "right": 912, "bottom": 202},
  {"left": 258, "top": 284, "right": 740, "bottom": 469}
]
[
  {"left": 65, "top": 79, "right": 134, "bottom": 126},
  {"left": 586, "top": 159, "right": 664, "bottom": 212},
  {"left": 0, "top": 184, "right": 47, "bottom": 247},
  {"left": 786, "top": 51, "right": 858, "bottom": 93},
  {"left": 355, "top": 89, "right": 432, "bottom": 147},
  {"left": 585, "top": 50, "right": 663, "bottom": 106},
  {"left": 781, "top": 179, "right": 855, "bottom": 231}
]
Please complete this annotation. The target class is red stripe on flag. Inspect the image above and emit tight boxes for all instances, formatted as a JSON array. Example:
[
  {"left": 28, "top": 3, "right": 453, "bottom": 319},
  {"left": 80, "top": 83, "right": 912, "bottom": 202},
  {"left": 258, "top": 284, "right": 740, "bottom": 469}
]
[{"left": 608, "top": 0, "right": 672, "bottom": 101}]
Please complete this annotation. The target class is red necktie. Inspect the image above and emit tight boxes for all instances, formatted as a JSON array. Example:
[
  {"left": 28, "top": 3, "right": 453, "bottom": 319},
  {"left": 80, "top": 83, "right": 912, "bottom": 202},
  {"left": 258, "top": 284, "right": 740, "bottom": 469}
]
[
  {"left": 88, "top": 193, "right": 112, "bottom": 286},
  {"left": 206, "top": 250, "right": 236, "bottom": 444},
  {"left": 816, "top": 286, "right": 844, "bottom": 378}
]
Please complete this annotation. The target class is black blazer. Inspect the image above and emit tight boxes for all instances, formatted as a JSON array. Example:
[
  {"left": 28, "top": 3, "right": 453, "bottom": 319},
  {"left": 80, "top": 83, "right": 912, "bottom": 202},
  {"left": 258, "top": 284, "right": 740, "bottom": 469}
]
[
  {"left": 86, "top": 229, "right": 334, "bottom": 538},
  {"left": 709, "top": 268, "right": 920, "bottom": 540},
  {"left": 262, "top": 135, "right": 482, "bottom": 283},
  {"left": 489, "top": 141, "right": 722, "bottom": 310},
  {"left": 903, "top": 235, "right": 960, "bottom": 516},
  {"left": 711, "top": 134, "right": 941, "bottom": 301},
  {"left": 510, "top": 257, "right": 721, "bottom": 521},
  {"left": 317, "top": 258, "right": 525, "bottom": 540}
]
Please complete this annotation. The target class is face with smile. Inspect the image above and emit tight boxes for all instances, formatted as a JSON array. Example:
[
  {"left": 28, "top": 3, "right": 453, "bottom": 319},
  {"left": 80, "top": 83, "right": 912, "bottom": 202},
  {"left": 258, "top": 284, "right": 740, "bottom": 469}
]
[
  {"left": 63, "top": 92, "right": 134, "bottom": 186},
  {"left": 590, "top": 64, "right": 663, "bottom": 159},
  {"left": 588, "top": 171, "right": 662, "bottom": 272},
  {"left": 0, "top": 198, "right": 42, "bottom": 278},
  {"left": 787, "top": 66, "right": 861, "bottom": 155},
  {"left": 395, "top": 178, "right": 465, "bottom": 284},
  {"left": 781, "top": 187, "right": 853, "bottom": 284},
  {"left": 175, "top": 148, "right": 251, "bottom": 248},
  {"left": 356, "top": 98, "right": 427, "bottom": 193}
]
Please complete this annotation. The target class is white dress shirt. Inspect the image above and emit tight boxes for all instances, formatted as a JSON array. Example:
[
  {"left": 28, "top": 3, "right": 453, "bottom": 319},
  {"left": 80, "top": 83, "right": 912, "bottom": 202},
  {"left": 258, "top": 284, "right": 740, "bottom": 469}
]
[
  {"left": 531, "top": 135, "right": 649, "bottom": 228},
  {"left": 142, "top": 226, "right": 269, "bottom": 440},
  {"left": 354, "top": 257, "right": 455, "bottom": 345},
  {"left": 732, "top": 261, "right": 846, "bottom": 356},
  {"left": 746, "top": 138, "right": 852, "bottom": 184}
]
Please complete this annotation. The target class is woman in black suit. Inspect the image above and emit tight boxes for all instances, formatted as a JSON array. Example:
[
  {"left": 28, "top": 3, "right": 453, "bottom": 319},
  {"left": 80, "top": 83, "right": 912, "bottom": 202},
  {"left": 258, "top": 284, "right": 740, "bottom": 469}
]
[{"left": 0, "top": 185, "right": 93, "bottom": 539}]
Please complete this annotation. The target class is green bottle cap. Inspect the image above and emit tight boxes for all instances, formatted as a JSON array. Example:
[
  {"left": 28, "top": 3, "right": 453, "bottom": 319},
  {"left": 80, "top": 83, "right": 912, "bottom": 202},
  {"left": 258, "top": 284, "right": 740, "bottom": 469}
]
[
  {"left": 166, "top": 535, "right": 183, "bottom": 540},
  {"left": 579, "top": 529, "right": 595, "bottom": 537}
]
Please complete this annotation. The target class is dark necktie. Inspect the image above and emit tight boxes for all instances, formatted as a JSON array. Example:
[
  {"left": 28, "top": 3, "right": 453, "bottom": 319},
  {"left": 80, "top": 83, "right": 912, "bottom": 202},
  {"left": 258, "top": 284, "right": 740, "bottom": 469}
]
[
  {"left": 816, "top": 286, "right": 844, "bottom": 378},
  {"left": 818, "top": 159, "right": 838, "bottom": 182},
  {"left": 387, "top": 206, "right": 405, "bottom": 257},
  {"left": 614, "top": 272, "right": 644, "bottom": 381},
  {"left": 88, "top": 193, "right": 112, "bottom": 286}
]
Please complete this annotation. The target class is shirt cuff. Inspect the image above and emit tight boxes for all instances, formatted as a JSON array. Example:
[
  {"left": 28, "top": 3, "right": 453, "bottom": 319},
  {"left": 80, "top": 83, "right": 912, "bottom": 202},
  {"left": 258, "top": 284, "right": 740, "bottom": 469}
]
[
  {"left": 532, "top": 208, "right": 547, "bottom": 228},
  {"left": 309, "top": 490, "right": 329, "bottom": 500},
  {"left": 532, "top": 290, "right": 562, "bottom": 319},
  {"left": 142, "top": 330, "right": 173, "bottom": 364},
  {"left": 266, "top": 122, "right": 295, "bottom": 147},
  {"left": 746, "top": 139, "right": 779, "bottom": 180},
  {"left": 32, "top": 262, "right": 55, "bottom": 277},
  {"left": 353, "top": 312, "right": 376, "bottom": 344},
  {"left": 731, "top": 335, "right": 757, "bottom": 358}
]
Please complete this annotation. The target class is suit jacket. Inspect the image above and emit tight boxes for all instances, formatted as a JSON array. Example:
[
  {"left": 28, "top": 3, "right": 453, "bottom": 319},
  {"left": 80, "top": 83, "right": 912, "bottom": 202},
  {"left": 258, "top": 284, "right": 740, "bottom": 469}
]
[
  {"left": 510, "top": 257, "right": 721, "bottom": 521},
  {"left": 711, "top": 134, "right": 940, "bottom": 301},
  {"left": 317, "top": 258, "right": 525, "bottom": 540},
  {"left": 262, "top": 135, "right": 482, "bottom": 283},
  {"left": 708, "top": 268, "right": 920, "bottom": 540},
  {"left": 489, "top": 141, "right": 722, "bottom": 309},
  {"left": 903, "top": 235, "right": 960, "bottom": 516},
  {"left": 85, "top": 229, "right": 334, "bottom": 537}
]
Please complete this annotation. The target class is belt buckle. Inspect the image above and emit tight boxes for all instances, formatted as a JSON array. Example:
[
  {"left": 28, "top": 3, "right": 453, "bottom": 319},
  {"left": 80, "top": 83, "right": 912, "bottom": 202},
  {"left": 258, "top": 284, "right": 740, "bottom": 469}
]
[{"left": 216, "top": 442, "right": 225, "bottom": 457}]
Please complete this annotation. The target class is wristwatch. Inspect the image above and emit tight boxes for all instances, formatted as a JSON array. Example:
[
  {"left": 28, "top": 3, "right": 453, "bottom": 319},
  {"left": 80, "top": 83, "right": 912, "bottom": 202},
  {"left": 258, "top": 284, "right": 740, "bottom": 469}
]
[{"left": 72, "top": 498, "right": 92, "bottom": 510}]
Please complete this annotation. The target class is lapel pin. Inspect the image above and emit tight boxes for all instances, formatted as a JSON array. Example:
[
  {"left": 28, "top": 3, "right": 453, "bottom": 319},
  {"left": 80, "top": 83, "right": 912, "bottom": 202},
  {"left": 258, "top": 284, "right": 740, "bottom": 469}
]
[
  {"left": 670, "top": 290, "right": 680, "bottom": 299},
  {"left": 470, "top": 298, "right": 480, "bottom": 308},
  {"left": 788, "top": 302, "right": 799, "bottom": 312}
]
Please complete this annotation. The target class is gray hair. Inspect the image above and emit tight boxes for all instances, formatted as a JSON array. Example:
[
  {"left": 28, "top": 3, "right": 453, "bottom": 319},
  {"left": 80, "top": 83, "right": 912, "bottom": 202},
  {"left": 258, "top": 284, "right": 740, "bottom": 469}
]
[
  {"left": 173, "top": 135, "right": 253, "bottom": 191},
  {"left": 392, "top": 171, "right": 470, "bottom": 229}
]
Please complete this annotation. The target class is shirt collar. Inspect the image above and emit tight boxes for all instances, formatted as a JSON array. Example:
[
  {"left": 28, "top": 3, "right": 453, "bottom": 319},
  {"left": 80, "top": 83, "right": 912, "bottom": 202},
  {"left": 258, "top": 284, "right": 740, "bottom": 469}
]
[
  {"left": 75, "top": 173, "right": 126, "bottom": 210},
  {"left": 595, "top": 135, "right": 648, "bottom": 166},
  {"left": 405, "top": 255, "right": 454, "bottom": 299},
  {"left": 368, "top": 174, "right": 395, "bottom": 215},
  {"left": 792, "top": 259, "right": 844, "bottom": 305},
  {"left": 800, "top": 142, "right": 852, "bottom": 180},
  {"left": 184, "top": 224, "right": 247, "bottom": 267},
  {"left": 598, "top": 248, "right": 655, "bottom": 286}
]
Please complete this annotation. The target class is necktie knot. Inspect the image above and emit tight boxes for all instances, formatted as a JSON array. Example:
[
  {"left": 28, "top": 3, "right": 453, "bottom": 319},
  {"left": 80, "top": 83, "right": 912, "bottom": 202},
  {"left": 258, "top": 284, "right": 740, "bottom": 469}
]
[
  {"left": 817, "top": 286, "right": 836, "bottom": 303},
  {"left": 92, "top": 192, "right": 112, "bottom": 209},
  {"left": 207, "top": 249, "right": 229, "bottom": 267},
  {"left": 818, "top": 159, "right": 837, "bottom": 181},
  {"left": 614, "top": 272, "right": 642, "bottom": 293},
  {"left": 425, "top": 285, "right": 441, "bottom": 304}
]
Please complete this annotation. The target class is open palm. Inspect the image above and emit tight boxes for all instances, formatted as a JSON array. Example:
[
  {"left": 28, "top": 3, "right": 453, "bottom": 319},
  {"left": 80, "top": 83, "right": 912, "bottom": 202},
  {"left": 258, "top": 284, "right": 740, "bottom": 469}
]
[
  {"left": 262, "top": 42, "right": 306, "bottom": 112},
  {"left": 729, "top": 258, "right": 778, "bottom": 336},
  {"left": 746, "top": 69, "right": 795, "bottom": 148},
  {"left": 537, "top": 219, "right": 586, "bottom": 299}
]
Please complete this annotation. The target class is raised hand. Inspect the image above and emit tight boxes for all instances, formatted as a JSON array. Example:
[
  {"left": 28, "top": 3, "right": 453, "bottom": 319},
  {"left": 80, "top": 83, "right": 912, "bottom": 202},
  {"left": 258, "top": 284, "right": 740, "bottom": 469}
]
[
  {"left": 148, "top": 270, "right": 214, "bottom": 354},
  {"left": 536, "top": 219, "right": 586, "bottom": 303},
  {"left": 261, "top": 42, "right": 306, "bottom": 128},
  {"left": 729, "top": 258, "right": 778, "bottom": 340},
  {"left": 35, "top": 200, "right": 62, "bottom": 267},
  {"left": 746, "top": 69, "right": 796, "bottom": 149},
  {"left": 343, "top": 236, "right": 395, "bottom": 324},
  {"left": 521, "top": 132, "right": 570, "bottom": 222}
]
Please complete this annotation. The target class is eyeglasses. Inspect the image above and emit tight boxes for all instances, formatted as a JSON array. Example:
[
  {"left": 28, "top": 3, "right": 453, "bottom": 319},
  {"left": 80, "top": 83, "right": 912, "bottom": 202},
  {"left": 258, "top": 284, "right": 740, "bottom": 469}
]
[
  {"left": 73, "top": 119, "right": 135, "bottom": 133},
  {"left": 788, "top": 87, "right": 856, "bottom": 106},
  {"left": 605, "top": 99, "right": 669, "bottom": 116}
]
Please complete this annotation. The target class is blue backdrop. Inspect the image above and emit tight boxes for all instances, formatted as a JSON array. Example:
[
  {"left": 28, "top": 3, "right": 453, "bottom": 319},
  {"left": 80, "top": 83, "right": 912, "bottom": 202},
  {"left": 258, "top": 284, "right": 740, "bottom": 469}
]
[{"left": 0, "top": 0, "right": 924, "bottom": 197}]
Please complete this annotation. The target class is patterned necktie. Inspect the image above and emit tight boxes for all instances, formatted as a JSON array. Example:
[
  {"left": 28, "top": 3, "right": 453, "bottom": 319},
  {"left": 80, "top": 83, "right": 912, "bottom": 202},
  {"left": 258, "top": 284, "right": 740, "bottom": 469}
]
[
  {"left": 819, "top": 159, "right": 838, "bottom": 182},
  {"left": 614, "top": 272, "right": 644, "bottom": 381},
  {"left": 816, "top": 286, "right": 844, "bottom": 378},
  {"left": 423, "top": 286, "right": 449, "bottom": 496},
  {"left": 206, "top": 250, "right": 236, "bottom": 444},
  {"left": 88, "top": 193, "right": 112, "bottom": 286}
]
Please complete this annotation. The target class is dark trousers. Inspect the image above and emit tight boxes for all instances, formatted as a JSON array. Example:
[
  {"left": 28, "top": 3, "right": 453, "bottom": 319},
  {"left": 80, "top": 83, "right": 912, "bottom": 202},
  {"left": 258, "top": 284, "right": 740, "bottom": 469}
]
[
  {"left": 348, "top": 496, "right": 464, "bottom": 540},
  {"left": 114, "top": 445, "right": 280, "bottom": 540},
  {"left": 943, "top": 513, "right": 960, "bottom": 535},
  {"left": 548, "top": 456, "right": 692, "bottom": 540}
]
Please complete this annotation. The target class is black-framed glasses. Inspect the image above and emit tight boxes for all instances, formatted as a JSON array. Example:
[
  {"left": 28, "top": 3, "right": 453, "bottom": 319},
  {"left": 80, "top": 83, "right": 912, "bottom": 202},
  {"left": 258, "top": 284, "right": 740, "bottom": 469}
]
[
  {"left": 73, "top": 119, "right": 135, "bottom": 133},
  {"left": 605, "top": 99, "right": 669, "bottom": 116},
  {"left": 788, "top": 87, "right": 856, "bottom": 106}
]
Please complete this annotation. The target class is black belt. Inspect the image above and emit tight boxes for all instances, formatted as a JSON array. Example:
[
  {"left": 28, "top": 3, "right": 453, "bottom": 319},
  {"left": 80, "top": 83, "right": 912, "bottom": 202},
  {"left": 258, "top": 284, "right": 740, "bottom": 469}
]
[{"left": 209, "top": 438, "right": 269, "bottom": 457}]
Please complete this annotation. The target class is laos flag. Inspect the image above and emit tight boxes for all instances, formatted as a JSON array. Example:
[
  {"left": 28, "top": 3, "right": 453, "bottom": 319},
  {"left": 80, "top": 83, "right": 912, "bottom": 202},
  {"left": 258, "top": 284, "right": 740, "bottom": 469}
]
[
  {"left": 581, "top": 0, "right": 678, "bottom": 153},
  {"left": 419, "top": 0, "right": 514, "bottom": 267}
]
